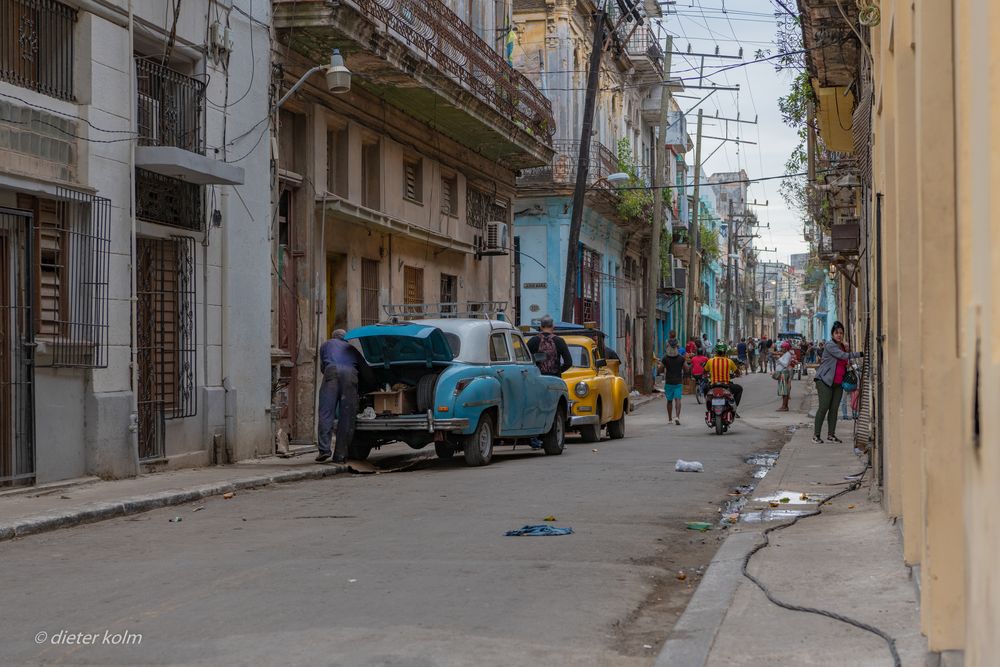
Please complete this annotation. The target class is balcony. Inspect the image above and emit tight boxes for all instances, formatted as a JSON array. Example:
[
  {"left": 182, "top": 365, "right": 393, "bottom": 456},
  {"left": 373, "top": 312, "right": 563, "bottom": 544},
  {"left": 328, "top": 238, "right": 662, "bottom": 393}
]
[
  {"left": 0, "top": 0, "right": 77, "bottom": 101},
  {"left": 517, "top": 140, "right": 618, "bottom": 189},
  {"left": 626, "top": 26, "right": 663, "bottom": 80},
  {"left": 133, "top": 58, "right": 244, "bottom": 186},
  {"left": 272, "top": 0, "right": 554, "bottom": 169},
  {"left": 830, "top": 220, "right": 860, "bottom": 255}
]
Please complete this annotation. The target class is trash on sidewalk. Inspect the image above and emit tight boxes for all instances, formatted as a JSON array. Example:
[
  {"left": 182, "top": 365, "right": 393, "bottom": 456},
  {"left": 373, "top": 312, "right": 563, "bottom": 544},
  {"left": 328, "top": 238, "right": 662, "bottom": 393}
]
[
  {"left": 675, "top": 459, "right": 704, "bottom": 472},
  {"left": 222, "top": 492, "right": 235, "bottom": 500},
  {"left": 686, "top": 521, "right": 712, "bottom": 532},
  {"left": 676, "top": 571, "right": 688, "bottom": 581},
  {"left": 168, "top": 517, "right": 183, "bottom": 523},
  {"left": 192, "top": 506, "right": 205, "bottom": 512},
  {"left": 592, "top": 448, "right": 599, "bottom": 453},
  {"left": 505, "top": 524, "right": 574, "bottom": 536},
  {"left": 542, "top": 515, "right": 557, "bottom": 522}
]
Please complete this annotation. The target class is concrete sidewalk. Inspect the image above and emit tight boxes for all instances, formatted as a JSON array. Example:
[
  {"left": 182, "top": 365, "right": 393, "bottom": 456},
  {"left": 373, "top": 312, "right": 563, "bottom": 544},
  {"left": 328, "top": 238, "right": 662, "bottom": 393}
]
[
  {"left": 0, "top": 450, "right": 350, "bottom": 542},
  {"left": 657, "top": 383, "right": 928, "bottom": 666}
]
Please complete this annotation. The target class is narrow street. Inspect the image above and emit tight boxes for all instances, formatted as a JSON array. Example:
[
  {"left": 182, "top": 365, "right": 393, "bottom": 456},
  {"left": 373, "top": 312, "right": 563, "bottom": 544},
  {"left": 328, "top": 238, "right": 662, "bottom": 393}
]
[{"left": 0, "top": 374, "right": 798, "bottom": 667}]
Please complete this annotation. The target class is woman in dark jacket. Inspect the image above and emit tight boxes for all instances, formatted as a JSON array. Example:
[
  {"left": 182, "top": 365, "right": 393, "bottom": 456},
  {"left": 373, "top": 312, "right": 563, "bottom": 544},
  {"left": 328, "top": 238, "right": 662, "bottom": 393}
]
[{"left": 812, "top": 321, "right": 863, "bottom": 443}]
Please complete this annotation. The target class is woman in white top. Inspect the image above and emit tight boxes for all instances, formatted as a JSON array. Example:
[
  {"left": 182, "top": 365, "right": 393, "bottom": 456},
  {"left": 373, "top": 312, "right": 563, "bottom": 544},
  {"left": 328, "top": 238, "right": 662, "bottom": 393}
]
[{"left": 774, "top": 341, "right": 795, "bottom": 411}]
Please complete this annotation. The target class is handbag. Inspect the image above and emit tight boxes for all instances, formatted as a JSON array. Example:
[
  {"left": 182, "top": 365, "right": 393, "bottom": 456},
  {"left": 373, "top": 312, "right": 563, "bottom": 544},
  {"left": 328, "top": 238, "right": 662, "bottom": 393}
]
[{"left": 841, "top": 367, "right": 858, "bottom": 391}]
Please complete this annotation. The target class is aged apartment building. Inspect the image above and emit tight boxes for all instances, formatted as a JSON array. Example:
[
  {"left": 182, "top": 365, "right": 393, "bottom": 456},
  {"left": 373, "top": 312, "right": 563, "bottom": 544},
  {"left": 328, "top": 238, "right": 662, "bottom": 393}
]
[
  {"left": 511, "top": 0, "right": 675, "bottom": 385},
  {"left": 798, "top": 0, "right": 999, "bottom": 660},
  {"left": 269, "top": 0, "right": 554, "bottom": 442},
  {"left": 0, "top": 0, "right": 272, "bottom": 485}
]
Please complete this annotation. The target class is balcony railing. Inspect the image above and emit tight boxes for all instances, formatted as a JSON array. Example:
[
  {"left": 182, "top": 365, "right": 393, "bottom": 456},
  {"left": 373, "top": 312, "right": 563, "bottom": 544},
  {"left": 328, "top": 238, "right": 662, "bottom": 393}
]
[
  {"left": 518, "top": 140, "right": 618, "bottom": 187},
  {"left": 135, "top": 168, "right": 204, "bottom": 232},
  {"left": 135, "top": 57, "right": 205, "bottom": 154},
  {"left": 626, "top": 25, "right": 664, "bottom": 76},
  {"left": 345, "top": 0, "right": 553, "bottom": 139},
  {"left": 0, "top": 0, "right": 77, "bottom": 100}
]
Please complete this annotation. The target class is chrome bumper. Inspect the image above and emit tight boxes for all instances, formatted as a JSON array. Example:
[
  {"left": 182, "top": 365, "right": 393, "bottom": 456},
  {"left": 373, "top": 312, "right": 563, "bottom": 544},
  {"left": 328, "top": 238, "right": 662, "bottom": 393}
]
[
  {"left": 354, "top": 414, "right": 469, "bottom": 433},
  {"left": 570, "top": 415, "right": 600, "bottom": 427}
]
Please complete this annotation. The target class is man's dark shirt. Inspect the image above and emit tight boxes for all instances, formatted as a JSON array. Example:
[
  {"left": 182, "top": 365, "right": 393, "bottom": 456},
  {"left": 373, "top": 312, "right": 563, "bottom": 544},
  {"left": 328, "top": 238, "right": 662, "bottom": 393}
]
[
  {"left": 320, "top": 338, "right": 364, "bottom": 372},
  {"left": 527, "top": 332, "right": 573, "bottom": 376},
  {"left": 660, "top": 354, "right": 687, "bottom": 385},
  {"left": 737, "top": 342, "right": 747, "bottom": 359}
]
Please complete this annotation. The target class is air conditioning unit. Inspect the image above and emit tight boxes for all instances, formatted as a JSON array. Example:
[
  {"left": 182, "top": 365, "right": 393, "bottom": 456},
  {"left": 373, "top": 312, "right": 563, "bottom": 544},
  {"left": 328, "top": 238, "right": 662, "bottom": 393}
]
[
  {"left": 138, "top": 93, "right": 160, "bottom": 144},
  {"left": 673, "top": 256, "right": 687, "bottom": 291},
  {"left": 482, "top": 221, "right": 509, "bottom": 256}
]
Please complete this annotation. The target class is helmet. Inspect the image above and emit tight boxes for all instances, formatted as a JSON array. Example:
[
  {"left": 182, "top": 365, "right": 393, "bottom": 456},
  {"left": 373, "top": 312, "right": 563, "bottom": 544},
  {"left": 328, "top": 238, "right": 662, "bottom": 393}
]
[{"left": 714, "top": 342, "right": 728, "bottom": 355}]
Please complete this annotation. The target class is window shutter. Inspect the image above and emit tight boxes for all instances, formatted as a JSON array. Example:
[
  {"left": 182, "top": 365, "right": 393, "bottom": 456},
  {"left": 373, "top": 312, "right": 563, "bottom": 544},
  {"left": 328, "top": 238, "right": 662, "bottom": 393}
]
[
  {"left": 441, "top": 177, "right": 452, "bottom": 214},
  {"left": 404, "top": 162, "right": 417, "bottom": 201}
]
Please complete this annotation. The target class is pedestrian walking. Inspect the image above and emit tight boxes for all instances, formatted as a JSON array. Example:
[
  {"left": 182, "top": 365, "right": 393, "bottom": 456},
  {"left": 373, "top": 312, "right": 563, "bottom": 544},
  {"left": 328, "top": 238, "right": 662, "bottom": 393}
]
[
  {"left": 736, "top": 338, "right": 748, "bottom": 374},
  {"left": 811, "top": 322, "right": 864, "bottom": 444},
  {"left": 660, "top": 335, "right": 689, "bottom": 425},
  {"left": 774, "top": 341, "right": 795, "bottom": 411},
  {"left": 686, "top": 337, "right": 698, "bottom": 356},
  {"left": 317, "top": 329, "right": 368, "bottom": 463},
  {"left": 747, "top": 337, "right": 757, "bottom": 373},
  {"left": 757, "top": 336, "right": 768, "bottom": 373},
  {"left": 527, "top": 315, "right": 573, "bottom": 377}
]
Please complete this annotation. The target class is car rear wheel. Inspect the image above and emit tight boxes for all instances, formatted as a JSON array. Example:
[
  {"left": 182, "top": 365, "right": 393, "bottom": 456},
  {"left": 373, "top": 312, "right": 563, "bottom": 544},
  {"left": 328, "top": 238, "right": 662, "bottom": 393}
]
[
  {"left": 578, "top": 403, "right": 601, "bottom": 442},
  {"left": 434, "top": 442, "right": 455, "bottom": 460},
  {"left": 348, "top": 437, "right": 373, "bottom": 461},
  {"left": 607, "top": 403, "right": 626, "bottom": 440},
  {"left": 463, "top": 414, "right": 494, "bottom": 466},
  {"left": 542, "top": 405, "right": 566, "bottom": 455}
]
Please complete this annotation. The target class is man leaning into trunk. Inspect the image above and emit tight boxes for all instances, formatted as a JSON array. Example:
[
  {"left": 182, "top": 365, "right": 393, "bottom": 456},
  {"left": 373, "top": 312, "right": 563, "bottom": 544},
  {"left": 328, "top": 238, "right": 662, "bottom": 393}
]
[{"left": 316, "top": 329, "right": 365, "bottom": 463}]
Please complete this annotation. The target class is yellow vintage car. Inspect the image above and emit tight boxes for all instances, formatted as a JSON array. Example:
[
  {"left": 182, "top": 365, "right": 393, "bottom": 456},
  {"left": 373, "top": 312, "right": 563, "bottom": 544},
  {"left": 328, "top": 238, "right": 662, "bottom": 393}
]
[{"left": 527, "top": 328, "right": 629, "bottom": 442}]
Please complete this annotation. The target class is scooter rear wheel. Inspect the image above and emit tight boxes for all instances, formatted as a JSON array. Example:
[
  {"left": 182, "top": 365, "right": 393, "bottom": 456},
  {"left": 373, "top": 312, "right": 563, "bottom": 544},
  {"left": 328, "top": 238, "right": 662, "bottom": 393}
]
[{"left": 715, "top": 414, "right": 724, "bottom": 435}]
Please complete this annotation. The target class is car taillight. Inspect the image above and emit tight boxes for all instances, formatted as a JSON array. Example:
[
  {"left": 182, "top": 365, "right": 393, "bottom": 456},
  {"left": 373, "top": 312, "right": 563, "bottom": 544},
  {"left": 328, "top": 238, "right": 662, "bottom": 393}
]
[{"left": 453, "top": 378, "right": 474, "bottom": 396}]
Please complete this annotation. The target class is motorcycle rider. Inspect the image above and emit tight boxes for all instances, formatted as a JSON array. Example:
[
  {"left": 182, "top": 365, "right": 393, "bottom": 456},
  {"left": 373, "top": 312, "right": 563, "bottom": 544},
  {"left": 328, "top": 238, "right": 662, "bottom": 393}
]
[{"left": 704, "top": 342, "right": 743, "bottom": 414}]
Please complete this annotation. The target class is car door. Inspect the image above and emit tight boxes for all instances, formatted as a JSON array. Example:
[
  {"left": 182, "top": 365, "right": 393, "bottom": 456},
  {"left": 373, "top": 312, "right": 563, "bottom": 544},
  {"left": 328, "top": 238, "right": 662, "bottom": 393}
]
[
  {"left": 489, "top": 331, "right": 523, "bottom": 435},
  {"left": 510, "top": 332, "right": 543, "bottom": 432},
  {"left": 593, "top": 344, "right": 615, "bottom": 422}
]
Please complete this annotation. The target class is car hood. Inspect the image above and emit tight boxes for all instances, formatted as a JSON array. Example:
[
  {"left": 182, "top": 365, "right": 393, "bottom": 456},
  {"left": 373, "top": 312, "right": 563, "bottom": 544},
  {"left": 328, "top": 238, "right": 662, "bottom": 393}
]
[{"left": 345, "top": 323, "right": 454, "bottom": 366}]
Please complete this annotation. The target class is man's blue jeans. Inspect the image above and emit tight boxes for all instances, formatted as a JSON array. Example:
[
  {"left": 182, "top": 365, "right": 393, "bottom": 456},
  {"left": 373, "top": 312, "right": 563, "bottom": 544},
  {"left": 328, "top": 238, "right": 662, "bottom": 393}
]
[{"left": 318, "top": 366, "right": 359, "bottom": 459}]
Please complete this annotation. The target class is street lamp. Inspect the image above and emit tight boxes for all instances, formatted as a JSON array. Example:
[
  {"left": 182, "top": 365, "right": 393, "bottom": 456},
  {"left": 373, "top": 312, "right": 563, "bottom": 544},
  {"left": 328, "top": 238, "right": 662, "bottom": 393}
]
[
  {"left": 274, "top": 49, "right": 351, "bottom": 111},
  {"left": 607, "top": 172, "right": 630, "bottom": 185}
]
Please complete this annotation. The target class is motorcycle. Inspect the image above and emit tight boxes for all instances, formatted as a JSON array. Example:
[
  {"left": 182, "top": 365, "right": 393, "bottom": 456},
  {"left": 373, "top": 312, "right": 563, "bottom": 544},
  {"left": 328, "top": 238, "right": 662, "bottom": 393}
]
[{"left": 704, "top": 384, "right": 736, "bottom": 435}]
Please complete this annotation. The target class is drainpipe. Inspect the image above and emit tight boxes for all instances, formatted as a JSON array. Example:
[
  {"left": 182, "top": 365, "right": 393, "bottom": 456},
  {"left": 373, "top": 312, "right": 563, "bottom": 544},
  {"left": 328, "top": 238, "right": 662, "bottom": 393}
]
[
  {"left": 312, "top": 194, "right": 328, "bottom": 445},
  {"left": 126, "top": 0, "right": 140, "bottom": 474}
]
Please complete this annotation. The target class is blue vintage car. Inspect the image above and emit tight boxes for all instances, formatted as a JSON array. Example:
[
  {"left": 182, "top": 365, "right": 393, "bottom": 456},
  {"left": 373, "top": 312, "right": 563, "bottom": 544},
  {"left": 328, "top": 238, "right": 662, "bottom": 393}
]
[{"left": 345, "top": 319, "right": 569, "bottom": 466}]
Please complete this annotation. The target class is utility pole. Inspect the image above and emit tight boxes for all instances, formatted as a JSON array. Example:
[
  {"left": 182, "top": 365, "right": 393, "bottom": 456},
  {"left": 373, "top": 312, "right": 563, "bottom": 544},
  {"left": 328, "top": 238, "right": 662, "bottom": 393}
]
[
  {"left": 723, "top": 199, "right": 734, "bottom": 343},
  {"left": 643, "top": 37, "right": 673, "bottom": 393},
  {"left": 562, "top": 5, "right": 606, "bottom": 323},
  {"left": 684, "top": 108, "right": 704, "bottom": 343}
]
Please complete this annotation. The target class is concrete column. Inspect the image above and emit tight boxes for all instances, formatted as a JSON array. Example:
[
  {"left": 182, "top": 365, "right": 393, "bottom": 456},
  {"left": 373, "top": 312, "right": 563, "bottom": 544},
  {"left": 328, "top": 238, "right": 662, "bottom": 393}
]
[
  {"left": 955, "top": 0, "right": 998, "bottom": 662},
  {"left": 888, "top": 3, "right": 925, "bottom": 565},
  {"left": 914, "top": 0, "right": 965, "bottom": 649},
  {"left": 875, "top": 24, "right": 903, "bottom": 519}
]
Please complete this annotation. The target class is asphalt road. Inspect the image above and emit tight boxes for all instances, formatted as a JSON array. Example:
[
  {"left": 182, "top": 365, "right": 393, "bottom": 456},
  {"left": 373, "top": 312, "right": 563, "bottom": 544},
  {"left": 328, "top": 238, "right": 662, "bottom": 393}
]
[{"left": 0, "top": 373, "right": 798, "bottom": 667}]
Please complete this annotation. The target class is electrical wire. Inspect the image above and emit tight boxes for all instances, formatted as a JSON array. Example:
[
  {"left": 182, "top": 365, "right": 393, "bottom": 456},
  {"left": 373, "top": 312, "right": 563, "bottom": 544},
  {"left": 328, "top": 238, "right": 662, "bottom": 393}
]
[{"left": 741, "top": 465, "right": 902, "bottom": 667}]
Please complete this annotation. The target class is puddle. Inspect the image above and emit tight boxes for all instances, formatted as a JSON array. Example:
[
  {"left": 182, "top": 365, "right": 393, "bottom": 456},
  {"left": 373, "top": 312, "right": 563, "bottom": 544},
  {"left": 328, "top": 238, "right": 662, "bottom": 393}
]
[
  {"left": 717, "top": 452, "right": 781, "bottom": 526},
  {"left": 739, "top": 508, "right": 813, "bottom": 523},
  {"left": 753, "top": 490, "right": 818, "bottom": 505}
]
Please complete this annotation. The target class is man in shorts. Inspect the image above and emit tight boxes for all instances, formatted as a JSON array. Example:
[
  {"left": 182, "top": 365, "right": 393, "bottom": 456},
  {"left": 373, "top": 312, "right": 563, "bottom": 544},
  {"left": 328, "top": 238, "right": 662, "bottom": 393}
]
[{"left": 660, "top": 336, "right": 689, "bottom": 425}]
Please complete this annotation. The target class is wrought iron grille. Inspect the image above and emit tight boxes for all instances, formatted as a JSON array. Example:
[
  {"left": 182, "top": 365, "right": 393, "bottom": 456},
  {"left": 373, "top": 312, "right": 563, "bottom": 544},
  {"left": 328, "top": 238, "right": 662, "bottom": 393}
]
[
  {"left": 136, "top": 235, "right": 197, "bottom": 460},
  {"left": 135, "top": 168, "right": 204, "bottom": 231},
  {"left": 360, "top": 258, "right": 380, "bottom": 325},
  {"left": 349, "top": 0, "right": 554, "bottom": 140},
  {"left": 466, "top": 187, "right": 509, "bottom": 230},
  {"left": 0, "top": 0, "right": 77, "bottom": 101},
  {"left": 518, "top": 140, "right": 618, "bottom": 187},
  {"left": 134, "top": 57, "right": 205, "bottom": 153},
  {"left": 578, "top": 247, "right": 602, "bottom": 324},
  {"left": 26, "top": 187, "right": 112, "bottom": 368},
  {"left": 0, "top": 208, "right": 35, "bottom": 486}
]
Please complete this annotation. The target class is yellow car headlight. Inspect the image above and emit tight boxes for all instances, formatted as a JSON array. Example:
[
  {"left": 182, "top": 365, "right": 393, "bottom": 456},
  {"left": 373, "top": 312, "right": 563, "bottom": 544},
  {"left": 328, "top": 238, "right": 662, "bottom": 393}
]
[{"left": 574, "top": 381, "right": 589, "bottom": 398}]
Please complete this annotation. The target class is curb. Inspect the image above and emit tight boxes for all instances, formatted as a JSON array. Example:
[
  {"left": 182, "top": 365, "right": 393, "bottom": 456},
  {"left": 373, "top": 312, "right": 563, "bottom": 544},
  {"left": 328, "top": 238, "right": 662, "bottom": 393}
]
[
  {"left": 654, "top": 530, "right": 761, "bottom": 666},
  {"left": 0, "top": 464, "right": 349, "bottom": 543}
]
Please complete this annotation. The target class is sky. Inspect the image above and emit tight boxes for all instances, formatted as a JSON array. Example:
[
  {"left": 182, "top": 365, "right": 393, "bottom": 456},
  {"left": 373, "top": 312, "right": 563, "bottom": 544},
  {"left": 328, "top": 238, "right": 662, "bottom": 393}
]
[{"left": 657, "top": 0, "right": 807, "bottom": 264}]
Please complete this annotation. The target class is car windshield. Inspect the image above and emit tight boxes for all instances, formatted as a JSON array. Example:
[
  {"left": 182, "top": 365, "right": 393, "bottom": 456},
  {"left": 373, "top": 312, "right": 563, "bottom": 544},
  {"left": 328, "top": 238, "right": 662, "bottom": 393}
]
[{"left": 568, "top": 345, "right": 591, "bottom": 368}]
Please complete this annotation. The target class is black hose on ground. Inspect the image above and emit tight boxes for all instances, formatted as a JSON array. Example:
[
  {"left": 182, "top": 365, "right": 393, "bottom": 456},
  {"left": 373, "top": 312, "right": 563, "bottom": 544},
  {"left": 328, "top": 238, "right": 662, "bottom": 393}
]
[{"left": 740, "top": 465, "right": 902, "bottom": 667}]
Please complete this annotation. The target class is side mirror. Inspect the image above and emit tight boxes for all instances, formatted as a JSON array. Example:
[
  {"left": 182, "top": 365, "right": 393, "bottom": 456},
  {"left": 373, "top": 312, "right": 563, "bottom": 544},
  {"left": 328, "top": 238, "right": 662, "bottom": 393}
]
[
  {"left": 533, "top": 352, "right": 547, "bottom": 364},
  {"left": 595, "top": 358, "right": 607, "bottom": 368}
]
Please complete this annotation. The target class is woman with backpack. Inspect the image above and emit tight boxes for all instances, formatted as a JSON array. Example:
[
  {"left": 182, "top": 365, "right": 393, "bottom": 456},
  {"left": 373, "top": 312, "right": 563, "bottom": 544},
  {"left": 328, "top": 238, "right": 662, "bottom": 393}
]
[{"left": 812, "top": 321, "right": 864, "bottom": 444}]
